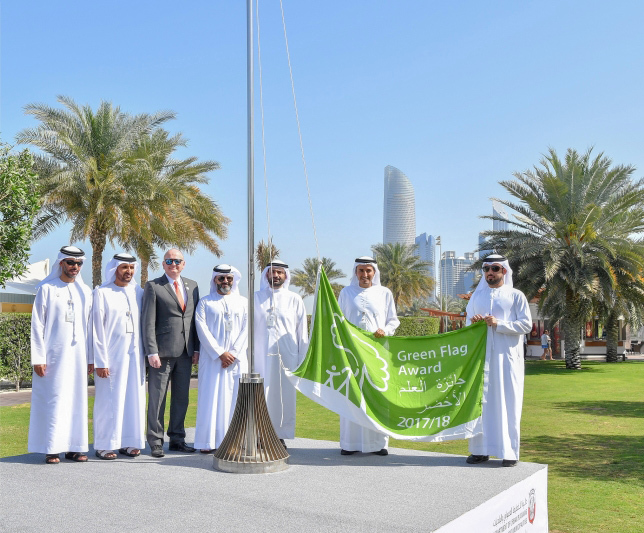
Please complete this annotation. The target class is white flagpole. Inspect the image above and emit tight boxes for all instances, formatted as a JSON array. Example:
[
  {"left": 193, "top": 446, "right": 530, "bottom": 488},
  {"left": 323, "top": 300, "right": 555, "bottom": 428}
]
[{"left": 247, "top": 0, "right": 256, "bottom": 373}]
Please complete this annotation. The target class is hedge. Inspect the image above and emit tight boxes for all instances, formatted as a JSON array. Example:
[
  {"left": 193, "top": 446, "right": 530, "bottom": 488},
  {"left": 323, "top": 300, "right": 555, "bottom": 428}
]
[
  {"left": 0, "top": 313, "right": 441, "bottom": 390},
  {"left": 0, "top": 313, "right": 32, "bottom": 391},
  {"left": 394, "top": 316, "right": 440, "bottom": 337},
  {"left": 306, "top": 315, "right": 440, "bottom": 337}
]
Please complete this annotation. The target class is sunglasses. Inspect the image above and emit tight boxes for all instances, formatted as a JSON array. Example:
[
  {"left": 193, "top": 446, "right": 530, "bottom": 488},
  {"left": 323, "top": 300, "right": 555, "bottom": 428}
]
[
  {"left": 63, "top": 260, "right": 83, "bottom": 267},
  {"left": 483, "top": 265, "right": 503, "bottom": 273},
  {"left": 216, "top": 276, "right": 234, "bottom": 282},
  {"left": 164, "top": 259, "right": 184, "bottom": 265}
]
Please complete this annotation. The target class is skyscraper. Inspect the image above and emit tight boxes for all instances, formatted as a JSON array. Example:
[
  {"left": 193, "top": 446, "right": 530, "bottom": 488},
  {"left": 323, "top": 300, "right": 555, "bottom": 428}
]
[
  {"left": 415, "top": 233, "right": 436, "bottom": 297},
  {"left": 492, "top": 200, "right": 509, "bottom": 232},
  {"left": 479, "top": 201, "right": 510, "bottom": 259},
  {"left": 441, "top": 251, "right": 476, "bottom": 298},
  {"left": 478, "top": 232, "right": 491, "bottom": 261},
  {"left": 383, "top": 165, "right": 415, "bottom": 245}
]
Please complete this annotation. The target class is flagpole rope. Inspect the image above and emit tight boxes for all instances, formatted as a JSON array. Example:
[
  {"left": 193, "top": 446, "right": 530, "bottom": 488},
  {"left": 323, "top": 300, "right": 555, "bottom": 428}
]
[
  {"left": 256, "top": 0, "right": 275, "bottom": 266},
  {"left": 279, "top": 0, "right": 320, "bottom": 262},
  {"left": 257, "top": 4, "right": 318, "bottom": 433}
]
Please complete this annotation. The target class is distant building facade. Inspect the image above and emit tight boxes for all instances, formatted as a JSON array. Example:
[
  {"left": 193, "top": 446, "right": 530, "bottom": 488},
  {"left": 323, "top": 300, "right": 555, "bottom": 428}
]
[
  {"left": 441, "top": 251, "right": 476, "bottom": 298},
  {"left": 492, "top": 200, "right": 509, "bottom": 232},
  {"left": 478, "top": 201, "right": 510, "bottom": 259},
  {"left": 414, "top": 233, "right": 436, "bottom": 298},
  {"left": 478, "top": 232, "right": 491, "bottom": 261},
  {"left": 383, "top": 165, "right": 416, "bottom": 245}
]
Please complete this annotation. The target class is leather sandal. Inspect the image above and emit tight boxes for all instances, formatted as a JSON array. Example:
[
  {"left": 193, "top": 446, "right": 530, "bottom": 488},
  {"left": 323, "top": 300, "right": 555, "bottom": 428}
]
[
  {"left": 45, "top": 454, "right": 60, "bottom": 464},
  {"left": 64, "top": 452, "right": 89, "bottom": 462},
  {"left": 119, "top": 447, "right": 141, "bottom": 457},
  {"left": 95, "top": 450, "right": 117, "bottom": 460}
]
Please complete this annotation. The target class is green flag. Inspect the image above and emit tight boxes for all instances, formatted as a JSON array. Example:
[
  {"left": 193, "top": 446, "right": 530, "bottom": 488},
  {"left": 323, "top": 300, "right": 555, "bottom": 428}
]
[{"left": 286, "top": 269, "right": 487, "bottom": 441}]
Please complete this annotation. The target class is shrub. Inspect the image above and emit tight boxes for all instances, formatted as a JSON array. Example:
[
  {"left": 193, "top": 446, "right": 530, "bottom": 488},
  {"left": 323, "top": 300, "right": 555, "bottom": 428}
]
[
  {"left": 307, "top": 314, "right": 440, "bottom": 337},
  {"left": 394, "top": 316, "right": 440, "bottom": 337},
  {"left": 0, "top": 313, "right": 32, "bottom": 391}
]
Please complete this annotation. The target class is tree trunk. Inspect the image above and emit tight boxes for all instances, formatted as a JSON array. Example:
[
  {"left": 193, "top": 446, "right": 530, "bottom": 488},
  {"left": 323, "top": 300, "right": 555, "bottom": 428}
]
[
  {"left": 562, "top": 317, "right": 582, "bottom": 369},
  {"left": 140, "top": 256, "right": 149, "bottom": 286},
  {"left": 563, "top": 295, "right": 583, "bottom": 369},
  {"left": 12, "top": 355, "right": 21, "bottom": 391},
  {"left": 605, "top": 311, "right": 620, "bottom": 363},
  {"left": 90, "top": 228, "right": 106, "bottom": 288}
]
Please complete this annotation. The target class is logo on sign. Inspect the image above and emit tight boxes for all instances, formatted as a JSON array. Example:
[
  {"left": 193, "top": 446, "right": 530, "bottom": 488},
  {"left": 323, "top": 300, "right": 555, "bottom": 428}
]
[{"left": 528, "top": 488, "right": 536, "bottom": 524}]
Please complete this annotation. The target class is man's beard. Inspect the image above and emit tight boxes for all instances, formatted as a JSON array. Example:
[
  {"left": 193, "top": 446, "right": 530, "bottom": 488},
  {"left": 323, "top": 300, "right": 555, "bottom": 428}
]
[
  {"left": 218, "top": 284, "right": 232, "bottom": 294},
  {"left": 269, "top": 279, "right": 284, "bottom": 288}
]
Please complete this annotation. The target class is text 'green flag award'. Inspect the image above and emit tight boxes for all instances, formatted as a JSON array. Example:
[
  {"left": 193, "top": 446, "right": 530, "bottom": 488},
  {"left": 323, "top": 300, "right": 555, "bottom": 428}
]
[{"left": 285, "top": 269, "right": 487, "bottom": 441}]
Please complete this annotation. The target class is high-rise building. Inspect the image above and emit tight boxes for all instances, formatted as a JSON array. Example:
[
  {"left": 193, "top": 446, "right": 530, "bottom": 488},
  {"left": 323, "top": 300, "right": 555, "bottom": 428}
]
[
  {"left": 478, "top": 232, "right": 491, "bottom": 261},
  {"left": 414, "top": 233, "right": 436, "bottom": 297},
  {"left": 383, "top": 165, "right": 415, "bottom": 245},
  {"left": 478, "top": 201, "right": 510, "bottom": 259},
  {"left": 441, "top": 251, "right": 476, "bottom": 298},
  {"left": 492, "top": 200, "right": 509, "bottom": 232}
]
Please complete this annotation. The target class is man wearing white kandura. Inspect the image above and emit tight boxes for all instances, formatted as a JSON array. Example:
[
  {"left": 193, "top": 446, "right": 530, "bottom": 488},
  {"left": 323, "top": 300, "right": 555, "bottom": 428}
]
[
  {"left": 254, "top": 259, "right": 308, "bottom": 449},
  {"left": 337, "top": 256, "right": 399, "bottom": 456},
  {"left": 91, "top": 253, "right": 146, "bottom": 460},
  {"left": 29, "top": 246, "right": 93, "bottom": 464},
  {"left": 465, "top": 254, "right": 532, "bottom": 467},
  {"left": 193, "top": 264, "right": 248, "bottom": 453}
]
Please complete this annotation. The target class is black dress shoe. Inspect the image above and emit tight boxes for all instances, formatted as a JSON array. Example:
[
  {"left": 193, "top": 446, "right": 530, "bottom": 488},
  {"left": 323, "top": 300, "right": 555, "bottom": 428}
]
[
  {"left": 466, "top": 454, "right": 489, "bottom": 464},
  {"left": 340, "top": 449, "right": 357, "bottom": 455},
  {"left": 502, "top": 459, "right": 518, "bottom": 467},
  {"left": 151, "top": 445, "right": 165, "bottom": 458},
  {"left": 169, "top": 442, "right": 196, "bottom": 453},
  {"left": 372, "top": 448, "right": 389, "bottom": 456}
]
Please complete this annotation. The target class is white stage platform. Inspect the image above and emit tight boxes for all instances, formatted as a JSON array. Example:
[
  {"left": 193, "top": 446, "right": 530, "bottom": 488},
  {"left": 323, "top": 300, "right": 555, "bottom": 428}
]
[{"left": 0, "top": 433, "right": 548, "bottom": 532}]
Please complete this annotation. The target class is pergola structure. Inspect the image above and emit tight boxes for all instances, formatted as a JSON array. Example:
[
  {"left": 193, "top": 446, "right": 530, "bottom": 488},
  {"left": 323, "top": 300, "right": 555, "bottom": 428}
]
[{"left": 420, "top": 308, "right": 467, "bottom": 333}]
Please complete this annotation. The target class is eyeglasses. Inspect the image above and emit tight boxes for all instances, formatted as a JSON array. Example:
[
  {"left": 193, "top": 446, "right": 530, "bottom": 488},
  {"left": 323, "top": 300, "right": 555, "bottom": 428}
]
[
  {"left": 216, "top": 276, "right": 234, "bottom": 282},
  {"left": 483, "top": 265, "right": 502, "bottom": 273},
  {"left": 63, "top": 260, "right": 83, "bottom": 267},
  {"left": 164, "top": 259, "right": 184, "bottom": 265}
]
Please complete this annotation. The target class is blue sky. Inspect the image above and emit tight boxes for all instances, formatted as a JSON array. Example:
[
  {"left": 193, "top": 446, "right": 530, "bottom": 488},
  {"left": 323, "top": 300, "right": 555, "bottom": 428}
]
[{"left": 2, "top": 1, "right": 643, "bottom": 307}]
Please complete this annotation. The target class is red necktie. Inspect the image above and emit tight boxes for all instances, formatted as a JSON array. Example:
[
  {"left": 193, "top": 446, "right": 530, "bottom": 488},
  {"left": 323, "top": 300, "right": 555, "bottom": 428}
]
[{"left": 174, "top": 280, "right": 186, "bottom": 312}]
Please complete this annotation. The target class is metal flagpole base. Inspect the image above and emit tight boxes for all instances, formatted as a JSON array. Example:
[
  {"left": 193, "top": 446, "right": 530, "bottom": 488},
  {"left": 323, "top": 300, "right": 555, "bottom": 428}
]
[{"left": 213, "top": 373, "right": 289, "bottom": 474}]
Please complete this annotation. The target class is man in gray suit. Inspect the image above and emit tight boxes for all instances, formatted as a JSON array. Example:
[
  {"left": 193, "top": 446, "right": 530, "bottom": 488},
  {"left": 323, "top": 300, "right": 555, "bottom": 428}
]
[{"left": 142, "top": 249, "right": 200, "bottom": 457}]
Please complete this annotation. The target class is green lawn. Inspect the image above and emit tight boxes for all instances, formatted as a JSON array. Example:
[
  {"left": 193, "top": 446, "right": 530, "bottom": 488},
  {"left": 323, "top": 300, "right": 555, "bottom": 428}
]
[{"left": 1, "top": 361, "right": 642, "bottom": 533}]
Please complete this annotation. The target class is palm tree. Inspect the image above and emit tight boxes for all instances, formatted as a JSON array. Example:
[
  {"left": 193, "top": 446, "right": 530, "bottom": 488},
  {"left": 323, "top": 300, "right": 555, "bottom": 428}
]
[
  {"left": 422, "top": 295, "right": 468, "bottom": 331},
  {"left": 481, "top": 148, "right": 644, "bottom": 369},
  {"left": 255, "top": 239, "right": 280, "bottom": 273},
  {"left": 17, "top": 96, "right": 229, "bottom": 286},
  {"left": 17, "top": 96, "right": 174, "bottom": 285},
  {"left": 426, "top": 295, "right": 467, "bottom": 314},
  {"left": 371, "top": 242, "right": 434, "bottom": 310},
  {"left": 399, "top": 299, "right": 428, "bottom": 317},
  {"left": 291, "top": 257, "right": 345, "bottom": 298},
  {"left": 122, "top": 129, "right": 229, "bottom": 284},
  {"left": 601, "top": 265, "right": 644, "bottom": 363}
]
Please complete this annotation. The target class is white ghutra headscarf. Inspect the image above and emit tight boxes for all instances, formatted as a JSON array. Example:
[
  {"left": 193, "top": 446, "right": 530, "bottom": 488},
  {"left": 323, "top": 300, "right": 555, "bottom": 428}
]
[
  {"left": 471, "top": 254, "right": 514, "bottom": 298},
  {"left": 102, "top": 253, "right": 138, "bottom": 287},
  {"left": 37, "top": 246, "right": 88, "bottom": 288},
  {"left": 349, "top": 256, "right": 381, "bottom": 287},
  {"left": 259, "top": 259, "right": 291, "bottom": 291},
  {"left": 210, "top": 264, "right": 242, "bottom": 295}
]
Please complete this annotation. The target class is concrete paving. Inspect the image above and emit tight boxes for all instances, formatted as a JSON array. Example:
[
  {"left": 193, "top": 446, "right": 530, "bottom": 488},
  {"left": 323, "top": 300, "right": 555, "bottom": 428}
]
[{"left": 0, "top": 431, "right": 546, "bottom": 533}]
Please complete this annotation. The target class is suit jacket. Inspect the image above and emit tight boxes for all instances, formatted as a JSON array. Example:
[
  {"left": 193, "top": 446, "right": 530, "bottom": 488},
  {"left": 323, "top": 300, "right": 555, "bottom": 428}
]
[{"left": 141, "top": 275, "right": 200, "bottom": 358}]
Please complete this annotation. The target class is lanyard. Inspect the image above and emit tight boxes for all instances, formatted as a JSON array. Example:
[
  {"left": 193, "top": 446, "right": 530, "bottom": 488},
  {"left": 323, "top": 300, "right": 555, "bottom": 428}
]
[{"left": 122, "top": 288, "right": 134, "bottom": 333}]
